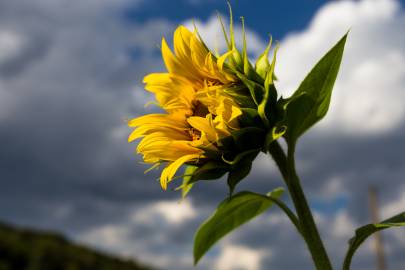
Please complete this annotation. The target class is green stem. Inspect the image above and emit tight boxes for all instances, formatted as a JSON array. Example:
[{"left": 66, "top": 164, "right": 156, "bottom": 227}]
[{"left": 268, "top": 141, "right": 333, "bottom": 270}]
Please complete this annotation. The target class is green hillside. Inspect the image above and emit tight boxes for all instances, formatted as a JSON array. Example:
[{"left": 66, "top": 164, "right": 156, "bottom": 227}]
[{"left": 0, "top": 222, "right": 154, "bottom": 270}]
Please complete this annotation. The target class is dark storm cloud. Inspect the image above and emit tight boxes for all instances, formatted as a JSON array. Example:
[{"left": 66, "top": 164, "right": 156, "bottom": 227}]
[
  {"left": 294, "top": 127, "right": 405, "bottom": 221},
  {"left": 0, "top": 0, "right": 177, "bottom": 233}
]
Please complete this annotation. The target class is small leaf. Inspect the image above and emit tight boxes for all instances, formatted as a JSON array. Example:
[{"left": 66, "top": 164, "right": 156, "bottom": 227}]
[
  {"left": 194, "top": 189, "right": 284, "bottom": 265},
  {"left": 284, "top": 33, "right": 348, "bottom": 144},
  {"left": 266, "top": 187, "right": 285, "bottom": 198},
  {"left": 342, "top": 211, "right": 405, "bottom": 270}
]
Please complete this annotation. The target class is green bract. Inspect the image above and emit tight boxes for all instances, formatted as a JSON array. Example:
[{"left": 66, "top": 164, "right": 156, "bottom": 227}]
[{"left": 181, "top": 4, "right": 282, "bottom": 196}]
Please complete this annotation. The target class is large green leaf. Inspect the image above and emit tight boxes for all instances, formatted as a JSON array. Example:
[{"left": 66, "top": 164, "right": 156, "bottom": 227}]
[
  {"left": 342, "top": 211, "right": 405, "bottom": 270},
  {"left": 193, "top": 189, "right": 284, "bottom": 265},
  {"left": 284, "top": 33, "right": 348, "bottom": 144}
]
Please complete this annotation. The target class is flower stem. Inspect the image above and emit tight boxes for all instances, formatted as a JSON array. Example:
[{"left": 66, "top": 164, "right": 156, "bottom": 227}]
[{"left": 268, "top": 141, "right": 333, "bottom": 270}]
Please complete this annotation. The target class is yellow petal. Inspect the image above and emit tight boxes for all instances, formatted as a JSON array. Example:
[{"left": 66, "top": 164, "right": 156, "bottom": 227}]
[
  {"left": 174, "top": 26, "right": 193, "bottom": 59},
  {"left": 128, "top": 125, "right": 189, "bottom": 143},
  {"left": 160, "top": 153, "right": 201, "bottom": 190},
  {"left": 187, "top": 116, "right": 217, "bottom": 142},
  {"left": 161, "top": 37, "right": 178, "bottom": 74},
  {"left": 217, "top": 50, "right": 234, "bottom": 71},
  {"left": 128, "top": 114, "right": 186, "bottom": 128}
]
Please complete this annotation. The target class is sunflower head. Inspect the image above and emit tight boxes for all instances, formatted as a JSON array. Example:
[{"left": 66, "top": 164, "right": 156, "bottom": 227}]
[{"left": 128, "top": 7, "right": 285, "bottom": 195}]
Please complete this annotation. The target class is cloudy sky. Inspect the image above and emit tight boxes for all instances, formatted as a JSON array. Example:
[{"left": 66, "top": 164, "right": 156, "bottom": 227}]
[{"left": 1, "top": 0, "right": 405, "bottom": 269}]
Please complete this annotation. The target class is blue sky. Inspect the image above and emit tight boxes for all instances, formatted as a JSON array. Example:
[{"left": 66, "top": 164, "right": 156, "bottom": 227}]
[
  {"left": 1, "top": 0, "right": 405, "bottom": 269},
  {"left": 124, "top": 0, "right": 331, "bottom": 40}
]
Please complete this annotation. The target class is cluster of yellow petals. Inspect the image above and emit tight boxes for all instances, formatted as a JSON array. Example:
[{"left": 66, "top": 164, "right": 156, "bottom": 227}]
[{"left": 128, "top": 25, "right": 242, "bottom": 189}]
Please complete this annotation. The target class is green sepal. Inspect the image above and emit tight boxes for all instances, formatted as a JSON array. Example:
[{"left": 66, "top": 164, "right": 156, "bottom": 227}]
[
  {"left": 255, "top": 36, "right": 272, "bottom": 79},
  {"left": 264, "top": 124, "right": 287, "bottom": 151},
  {"left": 257, "top": 83, "right": 277, "bottom": 128},
  {"left": 195, "top": 145, "right": 222, "bottom": 160},
  {"left": 223, "top": 85, "right": 256, "bottom": 109},
  {"left": 222, "top": 149, "right": 259, "bottom": 166},
  {"left": 227, "top": 161, "right": 252, "bottom": 195},
  {"left": 244, "top": 62, "right": 265, "bottom": 85},
  {"left": 238, "top": 108, "right": 264, "bottom": 128},
  {"left": 193, "top": 189, "right": 284, "bottom": 265},
  {"left": 217, "top": 135, "right": 235, "bottom": 150},
  {"left": 238, "top": 16, "right": 265, "bottom": 83},
  {"left": 226, "top": 1, "right": 243, "bottom": 70},
  {"left": 257, "top": 45, "right": 279, "bottom": 127},
  {"left": 343, "top": 211, "right": 405, "bottom": 270},
  {"left": 225, "top": 148, "right": 259, "bottom": 194},
  {"left": 188, "top": 161, "right": 229, "bottom": 184},
  {"left": 231, "top": 49, "right": 243, "bottom": 71},
  {"left": 235, "top": 72, "right": 264, "bottom": 106},
  {"left": 231, "top": 127, "right": 266, "bottom": 152},
  {"left": 179, "top": 165, "right": 198, "bottom": 198},
  {"left": 216, "top": 12, "right": 231, "bottom": 50}
]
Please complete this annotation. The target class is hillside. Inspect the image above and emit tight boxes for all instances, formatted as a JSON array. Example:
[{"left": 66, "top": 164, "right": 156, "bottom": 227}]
[{"left": 0, "top": 222, "right": 154, "bottom": 270}]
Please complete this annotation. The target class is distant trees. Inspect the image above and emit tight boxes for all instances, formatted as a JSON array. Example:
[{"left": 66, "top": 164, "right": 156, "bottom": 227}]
[{"left": 0, "top": 222, "right": 153, "bottom": 270}]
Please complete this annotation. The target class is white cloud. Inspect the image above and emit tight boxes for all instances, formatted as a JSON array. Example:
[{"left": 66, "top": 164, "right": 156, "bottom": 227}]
[
  {"left": 250, "top": 152, "right": 278, "bottom": 177},
  {"left": 331, "top": 210, "right": 357, "bottom": 238},
  {"left": 382, "top": 190, "right": 405, "bottom": 218},
  {"left": 276, "top": 0, "right": 405, "bottom": 135},
  {"left": 0, "top": 29, "right": 24, "bottom": 64},
  {"left": 132, "top": 199, "right": 197, "bottom": 225},
  {"left": 78, "top": 200, "right": 199, "bottom": 270},
  {"left": 81, "top": 224, "right": 131, "bottom": 250},
  {"left": 319, "top": 176, "right": 348, "bottom": 200},
  {"left": 215, "top": 244, "right": 267, "bottom": 270}
]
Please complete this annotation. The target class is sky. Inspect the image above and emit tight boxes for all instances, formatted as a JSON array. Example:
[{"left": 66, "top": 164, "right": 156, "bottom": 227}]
[{"left": 0, "top": 0, "right": 405, "bottom": 269}]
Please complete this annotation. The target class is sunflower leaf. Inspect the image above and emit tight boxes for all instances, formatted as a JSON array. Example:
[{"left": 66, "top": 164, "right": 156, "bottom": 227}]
[
  {"left": 194, "top": 189, "right": 284, "bottom": 265},
  {"left": 284, "top": 33, "right": 348, "bottom": 144},
  {"left": 342, "top": 211, "right": 405, "bottom": 270}
]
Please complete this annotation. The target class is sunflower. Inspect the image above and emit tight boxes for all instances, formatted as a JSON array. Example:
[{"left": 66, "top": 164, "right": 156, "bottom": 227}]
[{"left": 128, "top": 25, "right": 244, "bottom": 190}]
